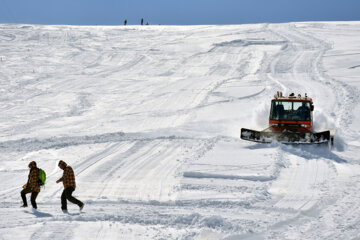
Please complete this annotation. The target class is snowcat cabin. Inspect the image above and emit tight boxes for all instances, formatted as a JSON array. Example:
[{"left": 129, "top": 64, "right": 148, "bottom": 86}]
[{"left": 269, "top": 93, "right": 314, "bottom": 133}]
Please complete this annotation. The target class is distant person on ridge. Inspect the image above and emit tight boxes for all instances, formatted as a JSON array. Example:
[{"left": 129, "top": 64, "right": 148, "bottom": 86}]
[
  {"left": 124, "top": 19, "right": 127, "bottom": 25},
  {"left": 56, "top": 160, "right": 84, "bottom": 212},
  {"left": 141, "top": 18, "right": 144, "bottom": 25},
  {"left": 21, "top": 161, "right": 40, "bottom": 209}
]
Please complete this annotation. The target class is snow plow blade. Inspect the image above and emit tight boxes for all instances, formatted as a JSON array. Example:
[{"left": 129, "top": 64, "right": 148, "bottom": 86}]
[{"left": 240, "top": 128, "right": 330, "bottom": 144}]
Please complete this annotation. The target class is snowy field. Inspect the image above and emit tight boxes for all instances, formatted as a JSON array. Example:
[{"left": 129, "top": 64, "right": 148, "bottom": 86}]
[{"left": 0, "top": 22, "right": 360, "bottom": 239}]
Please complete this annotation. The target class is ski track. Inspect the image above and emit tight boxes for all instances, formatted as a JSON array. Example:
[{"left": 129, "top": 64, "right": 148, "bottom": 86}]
[{"left": 0, "top": 23, "right": 360, "bottom": 239}]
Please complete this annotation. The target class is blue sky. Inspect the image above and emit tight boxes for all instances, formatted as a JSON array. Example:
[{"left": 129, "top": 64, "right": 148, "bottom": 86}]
[{"left": 1, "top": 0, "right": 359, "bottom": 25}]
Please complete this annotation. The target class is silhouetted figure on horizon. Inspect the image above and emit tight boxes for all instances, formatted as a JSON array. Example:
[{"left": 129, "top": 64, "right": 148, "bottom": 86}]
[
  {"left": 141, "top": 18, "right": 144, "bottom": 25},
  {"left": 124, "top": 19, "right": 127, "bottom": 25}
]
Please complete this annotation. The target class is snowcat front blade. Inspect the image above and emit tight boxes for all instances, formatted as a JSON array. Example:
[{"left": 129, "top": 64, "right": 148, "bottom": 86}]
[
  {"left": 309, "top": 130, "right": 331, "bottom": 144},
  {"left": 240, "top": 128, "right": 272, "bottom": 143},
  {"left": 241, "top": 128, "right": 331, "bottom": 144},
  {"left": 276, "top": 130, "right": 331, "bottom": 144}
]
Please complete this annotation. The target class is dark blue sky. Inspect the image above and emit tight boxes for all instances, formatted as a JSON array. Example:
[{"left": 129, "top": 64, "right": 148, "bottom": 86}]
[{"left": 1, "top": 0, "right": 359, "bottom": 25}]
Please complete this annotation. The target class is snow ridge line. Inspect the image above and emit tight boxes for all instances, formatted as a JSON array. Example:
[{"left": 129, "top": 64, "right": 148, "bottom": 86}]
[
  {"left": 2, "top": 209, "right": 239, "bottom": 232},
  {"left": 0, "top": 197, "right": 261, "bottom": 209},
  {"left": 183, "top": 171, "right": 276, "bottom": 182},
  {"left": 210, "top": 39, "right": 287, "bottom": 51},
  {"left": 0, "top": 132, "right": 224, "bottom": 152}
]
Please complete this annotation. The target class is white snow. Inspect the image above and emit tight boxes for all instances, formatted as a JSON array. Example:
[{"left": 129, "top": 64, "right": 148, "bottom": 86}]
[{"left": 0, "top": 22, "right": 360, "bottom": 239}]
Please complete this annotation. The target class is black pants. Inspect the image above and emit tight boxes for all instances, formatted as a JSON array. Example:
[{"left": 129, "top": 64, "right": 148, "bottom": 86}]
[
  {"left": 61, "top": 187, "right": 83, "bottom": 210},
  {"left": 21, "top": 188, "right": 39, "bottom": 209}
]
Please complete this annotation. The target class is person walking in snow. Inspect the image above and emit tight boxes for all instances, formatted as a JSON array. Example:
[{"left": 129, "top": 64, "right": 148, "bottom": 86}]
[
  {"left": 141, "top": 18, "right": 144, "bottom": 25},
  {"left": 56, "top": 160, "right": 84, "bottom": 212},
  {"left": 21, "top": 161, "right": 40, "bottom": 209}
]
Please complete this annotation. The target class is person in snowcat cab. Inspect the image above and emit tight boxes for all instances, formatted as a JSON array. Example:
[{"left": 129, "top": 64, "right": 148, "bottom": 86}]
[{"left": 296, "top": 102, "right": 310, "bottom": 120}]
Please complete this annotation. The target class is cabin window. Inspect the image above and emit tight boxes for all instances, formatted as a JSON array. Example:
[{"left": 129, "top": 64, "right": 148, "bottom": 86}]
[{"left": 270, "top": 101, "right": 311, "bottom": 121}]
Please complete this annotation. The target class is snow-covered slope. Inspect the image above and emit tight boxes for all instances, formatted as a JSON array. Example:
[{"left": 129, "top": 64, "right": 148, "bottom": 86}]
[{"left": 0, "top": 22, "right": 360, "bottom": 239}]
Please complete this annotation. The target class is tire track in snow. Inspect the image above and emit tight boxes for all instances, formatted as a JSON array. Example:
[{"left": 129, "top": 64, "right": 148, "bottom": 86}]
[
  {"left": 255, "top": 23, "right": 360, "bottom": 239},
  {"left": 72, "top": 138, "right": 211, "bottom": 202},
  {"left": 114, "top": 140, "right": 180, "bottom": 201},
  {"left": 265, "top": 24, "right": 330, "bottom": 94},
  {"left": 30, "top": 223, "right": 75, "bottom": 240},
  {"left": 39, "top": 142, "right": 132, "bottom": 201},
  {"left": 0, "top": 131, "right": 202, "bottom": 152},
  {"left": 270, "top": 154, "right": 334, "bottom": 211},
  {"left": 82, "top": 140, "right": 162, "bottom": 200},
  {"left": 268, "top": 23, "right": 359, "bottom": 135},
  {"left": 290, "top": 24, "right": 359, "bottom": 135},
  {"left": 104, "top": 139, "right": 209, "bottom": 202},
  {"left": 0, "top": 32, "right": 16, "bottom": 42},
  {"left": 261, "top": 24, "right": 341, "bottom": 215}
]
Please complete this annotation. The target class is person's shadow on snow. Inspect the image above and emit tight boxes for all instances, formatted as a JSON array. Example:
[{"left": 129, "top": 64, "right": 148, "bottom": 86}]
[{"left": 25, "top": 210, "right": 53, "bottom": 218}]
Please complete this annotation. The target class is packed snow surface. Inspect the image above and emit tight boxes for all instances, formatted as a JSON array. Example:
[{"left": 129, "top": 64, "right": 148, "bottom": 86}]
[{"left": 0, "top": 22, "right": 360, "bottom": 239}]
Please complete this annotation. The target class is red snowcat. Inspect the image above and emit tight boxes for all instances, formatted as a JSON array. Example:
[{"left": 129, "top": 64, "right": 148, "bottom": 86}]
[{"left": 241, "top": 92, "right": 334, "bottom": 145}]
